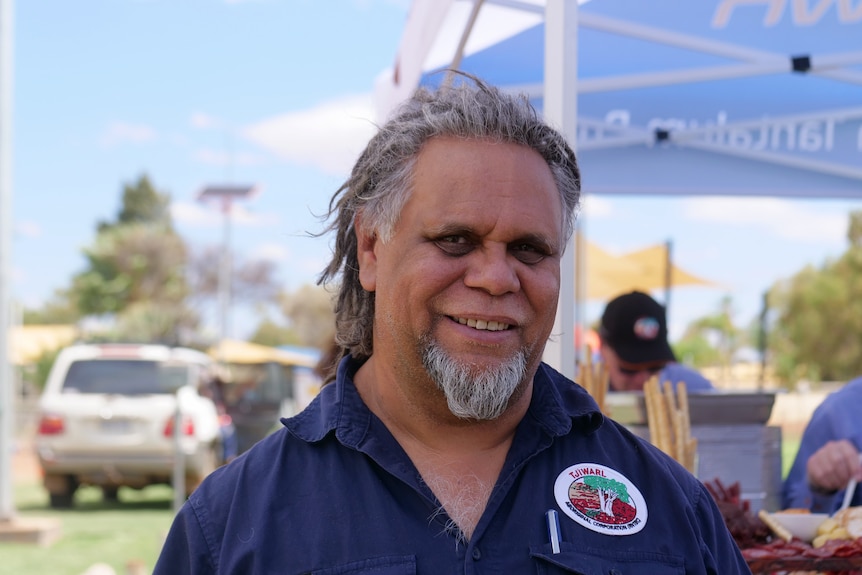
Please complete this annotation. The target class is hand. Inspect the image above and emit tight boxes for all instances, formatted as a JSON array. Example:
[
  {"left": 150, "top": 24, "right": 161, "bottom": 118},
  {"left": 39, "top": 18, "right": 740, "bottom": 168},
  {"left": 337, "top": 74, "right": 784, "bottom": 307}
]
[{"left": 806, "top": 439, "right": 862, "bottom": 493}]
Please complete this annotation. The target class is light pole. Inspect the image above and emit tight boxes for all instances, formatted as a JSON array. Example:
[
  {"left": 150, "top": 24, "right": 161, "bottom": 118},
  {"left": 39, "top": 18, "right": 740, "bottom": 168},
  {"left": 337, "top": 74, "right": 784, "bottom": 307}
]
[
  {"left": 196, "top": 185, "right": 258, "bottom": 351},
  {"left": 0, "top": 0, "right": 14, "bottom": 523}
]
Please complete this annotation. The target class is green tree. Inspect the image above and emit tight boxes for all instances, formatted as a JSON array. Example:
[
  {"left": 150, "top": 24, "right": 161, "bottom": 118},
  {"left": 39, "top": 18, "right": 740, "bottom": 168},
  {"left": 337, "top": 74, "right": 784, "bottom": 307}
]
[
  {"left": 66, "top": 175, "right": 197, "bottom": 344},
  {"left": 186, "top": 245, "right": 281, "bottom": 310},
  {"left": 22, "top": 288, "right": 81, "bottom": 324},
  {"left": 279, "top": 284, "right": 335, "bottom": 349},
  {"left": 583, "top": 476, "right": 629, "bottom": 516},
  {"left": 72, "top": 223, "right": 189, "bottom": 315},
  {"left": 248, "top": 318, "right": 301, "bottom": 348},
  {"left": 768, "top": 210, "right": 862, "bottom": 385},
  {"left": 98, "top": 174, "right": 172, "bottom": 232},
  {"left": 674, "top": 296, "right": 741, "bottom": 370}
]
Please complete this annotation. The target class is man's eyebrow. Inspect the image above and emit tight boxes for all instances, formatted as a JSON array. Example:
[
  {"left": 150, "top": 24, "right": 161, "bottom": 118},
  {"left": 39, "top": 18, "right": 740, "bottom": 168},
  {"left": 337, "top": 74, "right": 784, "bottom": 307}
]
[
  {"left": 512, "top": 232, "right": 559, "bottom": 253},
  {"left": 427, "top": 223, "right": 475, "bottom": 237},
  {"left": 429, "top": 223, "right": 559, "bottom": 251}
]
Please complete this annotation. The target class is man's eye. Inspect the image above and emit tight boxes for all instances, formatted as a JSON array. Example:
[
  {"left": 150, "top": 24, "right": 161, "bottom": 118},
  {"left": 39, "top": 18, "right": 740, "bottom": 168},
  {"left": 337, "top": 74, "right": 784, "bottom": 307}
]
[
  {"left": 511, "top": 244, "right": 546, "bottom": 265},
  {"left": 435, "top": 236, "right": 473, "bottom": 256}
]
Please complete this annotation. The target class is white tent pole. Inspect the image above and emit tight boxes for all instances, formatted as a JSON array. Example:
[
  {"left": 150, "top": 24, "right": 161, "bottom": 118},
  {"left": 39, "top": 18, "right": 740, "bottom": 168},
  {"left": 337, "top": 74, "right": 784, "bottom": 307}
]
[
  {"left": 542, "top": 0, "right": 578, "bottom": 379},
  {"left": 443, "top": 0, "right": 485, "bottom": 88},
  {"left": 0, "top": 0, "right": 15, "bottom": 522}
]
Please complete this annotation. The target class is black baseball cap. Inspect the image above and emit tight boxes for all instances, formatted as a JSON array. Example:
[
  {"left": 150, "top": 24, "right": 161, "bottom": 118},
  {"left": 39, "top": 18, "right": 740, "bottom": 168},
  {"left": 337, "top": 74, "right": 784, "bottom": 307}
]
[{"left": 599, "top": 291, "right": 676, "bottom": 369}]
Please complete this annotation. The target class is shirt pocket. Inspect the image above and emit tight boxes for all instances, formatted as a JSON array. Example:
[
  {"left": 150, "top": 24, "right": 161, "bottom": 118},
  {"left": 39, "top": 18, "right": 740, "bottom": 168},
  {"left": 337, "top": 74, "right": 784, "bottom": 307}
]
[
  {"left": 530, "top": 544, "right": 685, "bottom": 575},
  {"left": 302, "top": 554, "right": 416, "bottom": 575}
]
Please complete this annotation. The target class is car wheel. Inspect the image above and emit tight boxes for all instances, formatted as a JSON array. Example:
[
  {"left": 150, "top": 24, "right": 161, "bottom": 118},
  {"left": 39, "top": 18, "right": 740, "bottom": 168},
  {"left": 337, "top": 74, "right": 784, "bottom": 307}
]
[
  {"left": 102, "top": 486, "right": 120, "bottom": 502},
  {"left": 45, "top": 474, "right": 77, "bottom": 509}
]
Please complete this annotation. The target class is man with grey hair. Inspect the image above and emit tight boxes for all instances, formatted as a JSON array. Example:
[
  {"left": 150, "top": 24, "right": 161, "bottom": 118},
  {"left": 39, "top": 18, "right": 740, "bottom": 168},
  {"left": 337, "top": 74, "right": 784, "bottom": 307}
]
[{"left": 155, "top": 76, "right": 750, "bottom": 574}]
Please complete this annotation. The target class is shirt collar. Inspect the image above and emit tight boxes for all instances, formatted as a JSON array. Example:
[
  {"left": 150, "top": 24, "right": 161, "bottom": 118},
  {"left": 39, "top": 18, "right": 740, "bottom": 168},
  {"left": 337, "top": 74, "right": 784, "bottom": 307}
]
[{"left": 282, "top": 356, "right": 604, "bottom": 444}]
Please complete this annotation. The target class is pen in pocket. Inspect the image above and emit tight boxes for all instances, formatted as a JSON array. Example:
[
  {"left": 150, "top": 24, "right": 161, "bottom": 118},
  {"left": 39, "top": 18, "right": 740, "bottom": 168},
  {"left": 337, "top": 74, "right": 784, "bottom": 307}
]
[{"left": 546, "top": 509, "right": 561, "bottom": 554}]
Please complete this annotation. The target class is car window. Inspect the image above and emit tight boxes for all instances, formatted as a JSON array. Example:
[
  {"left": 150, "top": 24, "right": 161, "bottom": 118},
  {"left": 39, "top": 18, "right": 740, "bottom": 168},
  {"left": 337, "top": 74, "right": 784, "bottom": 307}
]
[{"left": 61, "top": 359, "right": 192, "bottom": 395}]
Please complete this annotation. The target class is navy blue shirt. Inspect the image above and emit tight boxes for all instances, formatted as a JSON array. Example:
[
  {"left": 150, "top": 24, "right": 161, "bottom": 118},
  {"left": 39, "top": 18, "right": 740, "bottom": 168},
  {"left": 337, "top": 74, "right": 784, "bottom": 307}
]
[{"left": 155, "top": 357, "right": 750, "bottom": 574}]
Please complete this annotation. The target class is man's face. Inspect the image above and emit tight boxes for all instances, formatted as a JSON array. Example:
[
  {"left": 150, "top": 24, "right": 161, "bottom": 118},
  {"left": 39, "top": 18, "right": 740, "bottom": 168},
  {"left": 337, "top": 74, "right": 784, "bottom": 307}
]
[
  {"left": 600, "top": 344, "right": 660, "bottom": 392},
  {"left": 357, "top": 136, "right": 564, "bottom": 405}
]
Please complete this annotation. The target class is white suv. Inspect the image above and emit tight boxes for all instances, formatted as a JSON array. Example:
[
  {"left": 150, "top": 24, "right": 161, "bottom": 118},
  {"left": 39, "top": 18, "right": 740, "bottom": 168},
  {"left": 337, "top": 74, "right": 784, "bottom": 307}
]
[{"left": 35, "top": 343, "right": 223, "bottom": 508}]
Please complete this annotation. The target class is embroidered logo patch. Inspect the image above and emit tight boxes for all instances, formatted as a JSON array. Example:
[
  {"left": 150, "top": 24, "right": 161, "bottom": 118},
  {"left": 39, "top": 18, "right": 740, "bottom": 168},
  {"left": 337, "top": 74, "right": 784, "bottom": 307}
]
[
  {"left": 554, "top": 463, "right": 647, "bottom": 536},
  {"left": 633, "top": 316, "right": 660, "bottom": 340}
]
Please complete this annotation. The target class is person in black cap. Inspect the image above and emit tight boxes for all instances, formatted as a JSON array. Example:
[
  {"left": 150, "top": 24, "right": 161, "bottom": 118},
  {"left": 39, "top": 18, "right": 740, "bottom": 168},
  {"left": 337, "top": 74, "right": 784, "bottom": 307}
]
[{"left": 598, "top": 290, "right": 714, "bottom": 392}]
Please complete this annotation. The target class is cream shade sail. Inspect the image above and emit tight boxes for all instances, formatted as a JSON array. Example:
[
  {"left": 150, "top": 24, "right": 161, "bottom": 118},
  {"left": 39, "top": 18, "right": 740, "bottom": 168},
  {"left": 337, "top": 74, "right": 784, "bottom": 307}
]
[
  {"left": 585, "top": 238, "right": 716, "bottom": 301},
  {"left": 207, "top": 338, "right": 317, "bottom": 368}
]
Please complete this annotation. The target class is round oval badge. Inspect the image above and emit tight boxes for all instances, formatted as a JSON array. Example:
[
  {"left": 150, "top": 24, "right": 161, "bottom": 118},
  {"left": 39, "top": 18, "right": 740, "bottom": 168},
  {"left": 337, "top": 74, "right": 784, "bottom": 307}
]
[{"left": 554, "top": 463, "right": 647, "bottom": 536}]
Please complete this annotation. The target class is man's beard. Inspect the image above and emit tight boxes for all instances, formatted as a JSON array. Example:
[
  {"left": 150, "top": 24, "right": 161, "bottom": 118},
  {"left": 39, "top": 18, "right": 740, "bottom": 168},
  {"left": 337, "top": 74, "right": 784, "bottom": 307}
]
[{"left": 421, "top": 341, "right": 528, "bottom": 420}]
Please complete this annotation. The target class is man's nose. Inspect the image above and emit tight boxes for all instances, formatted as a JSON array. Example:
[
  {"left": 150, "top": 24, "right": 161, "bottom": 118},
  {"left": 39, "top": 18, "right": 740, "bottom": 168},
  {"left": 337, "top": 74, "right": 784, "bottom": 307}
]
[{"left": 463, "top": 246, "right": 521, "bottom": 295}]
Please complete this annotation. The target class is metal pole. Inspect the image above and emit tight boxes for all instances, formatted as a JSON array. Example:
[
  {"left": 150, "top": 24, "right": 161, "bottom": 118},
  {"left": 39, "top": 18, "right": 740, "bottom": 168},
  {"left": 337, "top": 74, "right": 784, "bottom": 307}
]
[
  {"left": 0, "top": 0, "right": 15, "bottom": 522},
  {"left": 543, "top": 0, "right": 578, "bottom": 379},
  {"left": 171, "top": 395, "right": 185, "bottom": 513},
  {"left": 218, "top": 199, "right": 232, "bottom": 345},
  {"left": 664, "top": 238, "right": 673, "bottom": 324}
]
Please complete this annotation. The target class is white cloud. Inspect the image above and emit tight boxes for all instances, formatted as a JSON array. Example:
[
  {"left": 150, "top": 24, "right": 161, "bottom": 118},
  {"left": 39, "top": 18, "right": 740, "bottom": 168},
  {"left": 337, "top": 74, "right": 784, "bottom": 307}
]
[
  {"left": 193, "top": 148, "right": 267, "bottom": 167},
  {"left": 250, "top": 242, "right": 289, "bottom": 262},
  {"left": 99, "top": 122, "right": 157, "bottom": 147},
  {"left": 171, "top": 201, "right": 221, "bottom": 227},
  {"left": 680, "top": 196, "right": 847, "bottom": 245},
  {"left": 190, "top": 112, "right": 220, "bottom": 129},
  {"left": 242, "top": 93, "right": 378, "bottom": 175},
  {"left": 14, "top": 220, "right": 41, "bottom": 238},
  {"left": 172, "top": 200, "right": 279, "bottom": 229},
  {"left": 580, "top": 194, "right": 614, "bottom": 219}
]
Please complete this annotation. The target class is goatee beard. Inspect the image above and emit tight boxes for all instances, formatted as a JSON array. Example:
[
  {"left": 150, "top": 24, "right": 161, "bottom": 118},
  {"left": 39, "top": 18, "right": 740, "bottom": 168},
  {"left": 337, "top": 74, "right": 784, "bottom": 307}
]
[{"left": 421, "top": 341, "right": 528, "bottom": 420}]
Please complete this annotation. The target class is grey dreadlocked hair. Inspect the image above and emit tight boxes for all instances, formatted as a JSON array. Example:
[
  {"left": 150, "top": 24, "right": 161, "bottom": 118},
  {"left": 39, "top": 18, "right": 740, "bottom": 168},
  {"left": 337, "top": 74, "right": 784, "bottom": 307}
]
[{"left": 317, "top": 73, "right": 581, "bottom": 365}]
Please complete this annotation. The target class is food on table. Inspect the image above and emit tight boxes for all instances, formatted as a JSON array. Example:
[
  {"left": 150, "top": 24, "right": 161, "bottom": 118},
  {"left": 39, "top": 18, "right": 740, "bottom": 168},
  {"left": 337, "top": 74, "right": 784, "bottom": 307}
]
[
  {"left": 834, "top": 506, "right": 862, "bottom": 538},
  {"left": 704, "top": 478, "right": 770, "bottom": 549}
]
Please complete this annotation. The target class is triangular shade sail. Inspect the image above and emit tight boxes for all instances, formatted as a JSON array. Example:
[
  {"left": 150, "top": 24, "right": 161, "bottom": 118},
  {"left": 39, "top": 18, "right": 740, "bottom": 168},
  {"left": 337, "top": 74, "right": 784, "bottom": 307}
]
[
  {"left": 207, "top": 339, "right": 317, "bottom": 368},
  {"left": 585, "top": 239, "right": 717, "bottom": 300}
]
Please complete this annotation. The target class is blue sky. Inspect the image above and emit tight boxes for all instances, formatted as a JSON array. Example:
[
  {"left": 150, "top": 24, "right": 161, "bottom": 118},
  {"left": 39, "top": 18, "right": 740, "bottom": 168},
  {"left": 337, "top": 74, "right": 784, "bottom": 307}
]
[{"left": 9, "top": 0, "right": 862, "bottom": 343}]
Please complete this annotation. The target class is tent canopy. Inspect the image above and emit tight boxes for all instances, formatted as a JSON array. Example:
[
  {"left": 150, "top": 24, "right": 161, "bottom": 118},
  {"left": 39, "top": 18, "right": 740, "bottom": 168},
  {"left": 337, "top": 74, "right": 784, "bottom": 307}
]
[{"left": 376, "top": 0, "right": 862, "bottom": 198}]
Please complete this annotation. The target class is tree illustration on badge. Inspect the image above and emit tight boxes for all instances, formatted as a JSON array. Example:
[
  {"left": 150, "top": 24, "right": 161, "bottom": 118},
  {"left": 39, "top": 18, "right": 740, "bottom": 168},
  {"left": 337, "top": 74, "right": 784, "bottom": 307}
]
[{"left": 570, "top": 475, "right": 637, "bottom": 524}]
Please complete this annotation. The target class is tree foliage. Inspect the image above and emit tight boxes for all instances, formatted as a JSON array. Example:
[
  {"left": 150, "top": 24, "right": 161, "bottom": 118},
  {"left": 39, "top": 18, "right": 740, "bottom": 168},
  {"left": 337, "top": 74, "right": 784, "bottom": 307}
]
[
  {"left": 22, "top": 288, "right": 81, "bottom": 324},
  {"left": 674, "top": 296, "right": 742, "bottom": 369},
  {"left": 186, "top": 244, "right": 281, "bottom": 308},
  {"left": 248, "top": 318, "right": 301, "bottom": 348},
  {"left": 72, "top": 223, "right": 189, "bottom": 315},
  {"left": 279, "top": 284, "right": 335, "bottom": 349},
  {"left": 768, "top": 211, "right": 862, "bottom": 385},
  {"left": 98, "top": 174, "right": 172, "bottom": 232},
  {"left": 65, "top": 174, "right": 196, "bottom": 344}
]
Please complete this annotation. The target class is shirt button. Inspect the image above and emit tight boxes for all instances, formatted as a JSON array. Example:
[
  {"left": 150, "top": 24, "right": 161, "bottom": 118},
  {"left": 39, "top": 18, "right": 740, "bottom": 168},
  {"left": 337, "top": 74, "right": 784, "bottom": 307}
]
[{"left": 471, "top": 548, "right": 482, "bottom": 561}]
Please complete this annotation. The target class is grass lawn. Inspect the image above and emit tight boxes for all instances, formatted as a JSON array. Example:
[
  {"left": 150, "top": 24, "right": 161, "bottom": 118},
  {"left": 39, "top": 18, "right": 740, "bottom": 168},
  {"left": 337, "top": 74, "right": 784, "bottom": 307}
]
[
  {"left": 1, "top": 483, "right": 175, "bottom": 575},
  {"left": 782, "top": 434, "right": 801, "bottom": 479}
]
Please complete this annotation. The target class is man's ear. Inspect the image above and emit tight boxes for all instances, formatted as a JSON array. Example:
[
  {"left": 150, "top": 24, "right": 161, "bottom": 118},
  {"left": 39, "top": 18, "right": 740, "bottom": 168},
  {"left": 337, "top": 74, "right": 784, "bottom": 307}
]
[{"left": 355, "top": 215, "right": 378, "bottom": 292}]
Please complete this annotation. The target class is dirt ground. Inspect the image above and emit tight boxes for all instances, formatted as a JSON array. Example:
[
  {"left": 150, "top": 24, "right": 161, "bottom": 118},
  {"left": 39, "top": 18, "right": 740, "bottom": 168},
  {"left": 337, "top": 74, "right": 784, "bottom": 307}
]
[{"left": 12, "top": 438, "right": 42, "bottom": 484}]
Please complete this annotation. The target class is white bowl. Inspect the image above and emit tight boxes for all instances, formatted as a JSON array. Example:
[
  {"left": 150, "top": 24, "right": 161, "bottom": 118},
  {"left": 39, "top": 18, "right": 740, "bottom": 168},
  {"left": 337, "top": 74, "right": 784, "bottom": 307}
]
[{"left": 769, "top": 512, "right": 830, "bottom": 542}]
